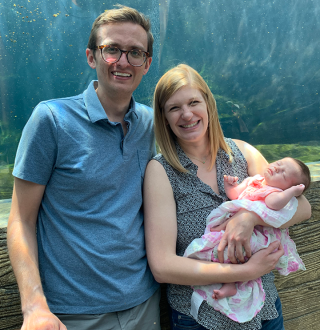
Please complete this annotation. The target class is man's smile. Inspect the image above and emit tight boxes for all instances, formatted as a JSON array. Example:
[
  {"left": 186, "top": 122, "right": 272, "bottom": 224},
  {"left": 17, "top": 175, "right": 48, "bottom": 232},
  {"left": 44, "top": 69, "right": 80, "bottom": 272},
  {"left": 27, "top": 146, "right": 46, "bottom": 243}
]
[{"left": 112, "top": 71, "right": 132, "bottom": 77}]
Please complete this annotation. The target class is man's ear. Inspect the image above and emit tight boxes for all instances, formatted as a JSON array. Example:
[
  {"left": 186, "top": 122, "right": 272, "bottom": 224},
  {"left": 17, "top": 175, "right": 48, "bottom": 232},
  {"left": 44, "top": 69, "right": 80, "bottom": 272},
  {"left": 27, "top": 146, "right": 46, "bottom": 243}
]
[
  {"left": 86, "top": 48, "right": 96, "bottom": 69},
  {"left": 143, "top": 56, "right": 152, "bottom": 75}
]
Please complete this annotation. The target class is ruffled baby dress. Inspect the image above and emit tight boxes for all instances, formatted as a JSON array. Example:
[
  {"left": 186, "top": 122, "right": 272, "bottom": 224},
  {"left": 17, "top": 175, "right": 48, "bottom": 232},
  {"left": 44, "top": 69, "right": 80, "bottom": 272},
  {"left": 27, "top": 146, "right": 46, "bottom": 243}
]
[{"left": 184, "top": 174, "right": 306, "bottom": 323}]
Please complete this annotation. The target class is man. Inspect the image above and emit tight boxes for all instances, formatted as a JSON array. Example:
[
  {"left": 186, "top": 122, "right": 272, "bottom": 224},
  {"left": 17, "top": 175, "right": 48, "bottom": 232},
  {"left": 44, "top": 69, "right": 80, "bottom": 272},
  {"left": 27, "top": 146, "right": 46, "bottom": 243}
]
[{"left": 7, "top": 6, "right": 160, "bottom": 330}]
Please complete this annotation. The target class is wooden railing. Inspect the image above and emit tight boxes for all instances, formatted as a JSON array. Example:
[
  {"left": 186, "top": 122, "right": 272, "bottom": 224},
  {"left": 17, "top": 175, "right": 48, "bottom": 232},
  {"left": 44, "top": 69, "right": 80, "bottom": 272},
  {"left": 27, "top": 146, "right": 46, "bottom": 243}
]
[{"left": 0, "top": 181, "right": 319, "bottom": 330}]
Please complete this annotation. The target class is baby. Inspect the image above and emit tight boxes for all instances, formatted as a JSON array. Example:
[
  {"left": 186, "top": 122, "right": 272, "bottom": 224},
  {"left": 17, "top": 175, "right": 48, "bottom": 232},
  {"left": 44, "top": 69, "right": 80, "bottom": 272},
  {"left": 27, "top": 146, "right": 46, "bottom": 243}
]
[
  {"left": 184, "top": 157, "right": 311, "bottom": 323},
  {"left": 212, "top": 157, "right": 310, "bottom": 300}
]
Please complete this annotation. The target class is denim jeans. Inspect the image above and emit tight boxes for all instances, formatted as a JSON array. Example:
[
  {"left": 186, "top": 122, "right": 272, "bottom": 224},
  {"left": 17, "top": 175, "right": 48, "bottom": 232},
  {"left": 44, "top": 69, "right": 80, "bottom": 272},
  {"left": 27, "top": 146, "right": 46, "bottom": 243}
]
[
  {"left": 260, "top": 297, "right": 285, "bottom": 330},
  {"left": 169, "top": 297, "right": 285, "bottom": 330},
  {"left": 170, "top": 308, "right": 207, "bottom": 330}
]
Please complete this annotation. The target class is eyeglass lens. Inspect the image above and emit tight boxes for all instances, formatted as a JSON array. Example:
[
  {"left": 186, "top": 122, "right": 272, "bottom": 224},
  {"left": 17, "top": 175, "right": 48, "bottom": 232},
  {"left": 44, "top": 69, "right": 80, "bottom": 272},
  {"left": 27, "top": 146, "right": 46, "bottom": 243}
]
[{"left": 102, "top": 47, "right": 146, "bottom": 66}]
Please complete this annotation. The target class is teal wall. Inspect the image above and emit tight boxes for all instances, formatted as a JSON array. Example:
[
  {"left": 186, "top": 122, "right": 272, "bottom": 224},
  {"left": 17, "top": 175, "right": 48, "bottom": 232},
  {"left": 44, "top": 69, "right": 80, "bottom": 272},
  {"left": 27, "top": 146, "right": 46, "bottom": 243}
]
[{"left": 0, "top": 0, "right": 319, "bottom": 200}]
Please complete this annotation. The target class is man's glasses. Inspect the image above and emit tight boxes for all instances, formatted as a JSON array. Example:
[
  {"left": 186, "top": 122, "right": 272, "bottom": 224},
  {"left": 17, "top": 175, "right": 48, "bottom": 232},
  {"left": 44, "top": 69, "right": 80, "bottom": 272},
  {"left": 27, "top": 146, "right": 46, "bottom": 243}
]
[{"left": 96, "top": 45, "right": 149, "bottom": 67}]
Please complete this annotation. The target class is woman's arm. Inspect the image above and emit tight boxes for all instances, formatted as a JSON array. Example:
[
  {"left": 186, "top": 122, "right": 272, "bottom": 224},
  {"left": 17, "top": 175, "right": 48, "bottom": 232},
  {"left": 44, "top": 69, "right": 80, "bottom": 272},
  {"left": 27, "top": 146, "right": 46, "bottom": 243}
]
[
  {"left": 279, "top": 195, "right": 311, "bottom": 228},
  {"left": 235, "top": 139, "right": 311, "bottom": 222},
  {"left": 143, "top": 160, "right": 284, "bottom": 285},
  {"left": 215, "top": 139, "right": 311, "bottom": 263},
  {"left": 234, "top": 139, "right": 268, "bottom": 176}
]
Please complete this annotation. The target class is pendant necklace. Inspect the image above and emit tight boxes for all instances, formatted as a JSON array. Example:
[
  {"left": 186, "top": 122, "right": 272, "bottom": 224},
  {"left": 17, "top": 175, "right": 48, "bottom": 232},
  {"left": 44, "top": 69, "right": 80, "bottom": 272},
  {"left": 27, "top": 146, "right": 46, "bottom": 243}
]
[{"left": 186, "top": 153, "right": 210, "bottom": 164}]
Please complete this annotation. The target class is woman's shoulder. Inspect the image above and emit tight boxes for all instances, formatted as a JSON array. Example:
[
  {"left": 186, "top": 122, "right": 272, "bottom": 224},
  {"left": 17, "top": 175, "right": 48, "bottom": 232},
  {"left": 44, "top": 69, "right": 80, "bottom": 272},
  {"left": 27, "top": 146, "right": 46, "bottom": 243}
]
[
  {"left": 148, "top": 155, "right": 175, "bottom": 176},
  {"left": 152, "top": 153, "right": 180, "bottom": 171},
  {"left": 231, "top": 139, "right": 268, "bottom": 176},
  {"left": 231, "top": 139, "right": 266, "bottom": 163},
  {"left": 145, "top": 158, "right": 169, "bottom": 182},
  {"left": 230, "top": 139, "right": 257, "bottom": 157},
  {"left": 152, "top": 153, "right": 168, "bottom": 168},
  {"left": 224, "top": 137, "right": 236, "bottom": 148},
  {"left": 148, "top": 155, "right": 164, "bottom": 168},
  {"left": 153, "top": 153, "right": 164, "bottom": 161},
  {"left": 222, "top": 137, "right": 247, "bottom": 163}
]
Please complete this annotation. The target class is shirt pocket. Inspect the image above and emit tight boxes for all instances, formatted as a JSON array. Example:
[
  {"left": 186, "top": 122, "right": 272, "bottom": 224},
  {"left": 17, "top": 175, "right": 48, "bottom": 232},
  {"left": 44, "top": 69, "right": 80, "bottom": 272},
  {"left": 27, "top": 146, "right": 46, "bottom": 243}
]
[{"left": 137, "top": 149, "right": 152, "bottom": 178}]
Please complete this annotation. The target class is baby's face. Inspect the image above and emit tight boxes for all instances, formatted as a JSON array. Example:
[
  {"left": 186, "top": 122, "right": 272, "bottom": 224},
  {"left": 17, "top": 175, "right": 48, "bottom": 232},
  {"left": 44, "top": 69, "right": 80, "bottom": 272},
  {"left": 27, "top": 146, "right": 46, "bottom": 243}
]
[{"left": 264, "top": 158, "right": 301, "bottom": 190}]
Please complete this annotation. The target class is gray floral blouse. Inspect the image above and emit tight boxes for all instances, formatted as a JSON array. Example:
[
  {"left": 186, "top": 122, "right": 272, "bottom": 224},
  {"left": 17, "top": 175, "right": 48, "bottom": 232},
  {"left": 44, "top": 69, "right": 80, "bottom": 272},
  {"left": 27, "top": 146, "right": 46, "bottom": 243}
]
[{"left": 154, "top": 138, "right": 279, "bottom": 330}]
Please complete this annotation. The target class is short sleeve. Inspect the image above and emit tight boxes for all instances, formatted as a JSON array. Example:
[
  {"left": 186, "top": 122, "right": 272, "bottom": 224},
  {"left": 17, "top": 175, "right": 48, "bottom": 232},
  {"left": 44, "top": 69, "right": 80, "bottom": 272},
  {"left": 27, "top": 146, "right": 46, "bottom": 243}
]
[
  {"left": 13, "top": 102, "right": 58, "bottom": 185},
  {"left": 239, "top": 175, "right": 283, "bottom": 201}
]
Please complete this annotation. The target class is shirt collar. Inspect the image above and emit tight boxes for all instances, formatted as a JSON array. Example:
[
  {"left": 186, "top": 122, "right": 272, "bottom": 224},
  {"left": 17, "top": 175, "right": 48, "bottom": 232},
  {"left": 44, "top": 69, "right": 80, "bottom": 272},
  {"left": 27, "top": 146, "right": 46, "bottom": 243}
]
[
  {"left": 83, "top": 80, "right": 138, "bottom": 123},
  {"left": 176, "top": 141, "right": 229, "bottom": 199},
  {"left": 175, "top": 140, "right": 232, "bottom": 170},
  {"left": 175, "top": 141, "right": 198, "bottom": 172},
  {"left": 217, "top": 143, "right": 232, "bottom": 163}
]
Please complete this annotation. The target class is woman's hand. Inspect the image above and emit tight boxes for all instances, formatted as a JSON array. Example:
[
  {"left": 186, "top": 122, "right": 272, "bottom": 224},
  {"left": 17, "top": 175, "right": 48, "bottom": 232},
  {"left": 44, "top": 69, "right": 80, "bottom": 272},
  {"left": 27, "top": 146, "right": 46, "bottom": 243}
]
[
  {"left": 211, "top": 209, "right": 261, "bottom": 263},
  {"left": 246, "top": 241, "right": 284, "bottom": 279}
]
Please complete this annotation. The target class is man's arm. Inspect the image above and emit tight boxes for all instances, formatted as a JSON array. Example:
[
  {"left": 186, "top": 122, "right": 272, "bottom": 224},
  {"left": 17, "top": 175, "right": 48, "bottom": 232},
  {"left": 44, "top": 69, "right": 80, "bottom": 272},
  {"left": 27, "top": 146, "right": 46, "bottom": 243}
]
[{"left": 7, "top": 178, "right": 66, "bottom": 330}]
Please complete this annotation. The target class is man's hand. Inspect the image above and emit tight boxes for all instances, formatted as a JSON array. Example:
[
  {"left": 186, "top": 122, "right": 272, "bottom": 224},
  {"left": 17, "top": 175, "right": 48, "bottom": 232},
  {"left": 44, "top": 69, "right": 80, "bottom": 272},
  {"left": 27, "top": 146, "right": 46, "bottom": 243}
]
[
  {"left": 22, "top": 307, "right": 67, "bottom": 330},
  {"left": 211, "top": 209, "right": 260, "bottom": 263}
]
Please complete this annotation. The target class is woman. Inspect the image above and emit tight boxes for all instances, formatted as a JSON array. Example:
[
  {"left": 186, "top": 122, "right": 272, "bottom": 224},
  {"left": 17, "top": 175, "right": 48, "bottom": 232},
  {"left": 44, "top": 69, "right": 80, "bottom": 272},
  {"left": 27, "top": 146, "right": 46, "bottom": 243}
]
[{"left": 143, "top": 64, "right": 311, "bottom": 330}]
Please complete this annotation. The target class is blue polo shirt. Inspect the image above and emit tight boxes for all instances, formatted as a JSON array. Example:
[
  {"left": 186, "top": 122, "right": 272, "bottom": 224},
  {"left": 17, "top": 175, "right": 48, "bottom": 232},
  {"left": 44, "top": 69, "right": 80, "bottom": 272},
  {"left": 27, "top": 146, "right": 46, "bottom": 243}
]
[{"left": 13, "top": 81, "right": 159, "bottom": 314}]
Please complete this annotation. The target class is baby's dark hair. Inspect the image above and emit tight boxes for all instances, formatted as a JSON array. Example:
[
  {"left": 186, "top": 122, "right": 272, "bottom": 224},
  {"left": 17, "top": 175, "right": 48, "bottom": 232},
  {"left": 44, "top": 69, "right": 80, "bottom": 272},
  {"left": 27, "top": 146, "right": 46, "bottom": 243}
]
[{"left": 291, "top": 158, "right": 311, "bottom": 193}]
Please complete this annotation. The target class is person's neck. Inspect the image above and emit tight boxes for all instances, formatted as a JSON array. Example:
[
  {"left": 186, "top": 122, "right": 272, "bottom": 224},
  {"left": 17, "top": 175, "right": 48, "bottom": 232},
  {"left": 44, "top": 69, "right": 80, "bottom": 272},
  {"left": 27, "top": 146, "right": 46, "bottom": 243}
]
[
  {"left": 179, "top": 139, "right": 211, "bottom": 162},
  {"left": 95, "top": 82, "right": 132, "bottom": 123}
]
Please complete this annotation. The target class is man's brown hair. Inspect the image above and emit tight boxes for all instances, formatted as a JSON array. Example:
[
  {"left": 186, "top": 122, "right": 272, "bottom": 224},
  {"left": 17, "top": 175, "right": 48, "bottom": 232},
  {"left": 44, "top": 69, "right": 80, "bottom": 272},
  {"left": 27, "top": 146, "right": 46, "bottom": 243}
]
[{"left": 87, "top": 5, "right": 154, "bottom": 58}]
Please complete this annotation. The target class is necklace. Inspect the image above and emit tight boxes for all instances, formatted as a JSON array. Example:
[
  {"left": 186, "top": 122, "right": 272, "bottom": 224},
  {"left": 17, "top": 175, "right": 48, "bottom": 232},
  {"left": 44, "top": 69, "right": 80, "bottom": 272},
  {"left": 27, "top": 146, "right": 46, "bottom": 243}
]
[{"left": 186, "top": 153, "right": 210, "bottom": 164}]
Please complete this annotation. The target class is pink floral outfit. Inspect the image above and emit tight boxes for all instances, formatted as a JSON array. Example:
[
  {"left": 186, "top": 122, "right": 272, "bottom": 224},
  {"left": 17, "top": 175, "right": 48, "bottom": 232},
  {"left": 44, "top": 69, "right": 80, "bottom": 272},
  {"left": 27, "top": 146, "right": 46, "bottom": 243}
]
[{"left": 184, "top": 174, "right": 306, "bottom": 323}]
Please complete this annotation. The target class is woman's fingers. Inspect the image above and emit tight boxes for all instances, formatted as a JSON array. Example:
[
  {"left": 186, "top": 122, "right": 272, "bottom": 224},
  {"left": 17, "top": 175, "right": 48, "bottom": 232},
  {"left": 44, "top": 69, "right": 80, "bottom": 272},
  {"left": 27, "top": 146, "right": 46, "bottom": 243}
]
[
  {"left": 210, "top": 221, "right": 228, "bottom": 232},
  {"left": 268, "top": 241, "right": 284, "bottom": 258},
  {"left": 235, "top": 242, "right": 245, "bottom": 263},
  {"left": 217, "top": 237, "right": 228, "bottom": 263},
  {"left": 243, "top": 240, "right": 252, "bottom": 259},
  {"left": 246, "top": 240, "right": 284, "bottom": 278},
  {"left": 266, "top": 240, "right": 280, "bottom": 252},
  {"left": 228, "top": 242, "right": 238, "bottom": 264}
]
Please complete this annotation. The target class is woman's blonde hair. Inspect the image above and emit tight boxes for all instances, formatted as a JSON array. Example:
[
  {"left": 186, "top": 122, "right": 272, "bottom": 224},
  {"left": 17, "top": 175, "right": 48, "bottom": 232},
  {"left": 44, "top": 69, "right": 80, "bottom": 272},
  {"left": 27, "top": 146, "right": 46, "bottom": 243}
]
[{"left": 153, "top": 64, "right": 232, "bottom": 172}]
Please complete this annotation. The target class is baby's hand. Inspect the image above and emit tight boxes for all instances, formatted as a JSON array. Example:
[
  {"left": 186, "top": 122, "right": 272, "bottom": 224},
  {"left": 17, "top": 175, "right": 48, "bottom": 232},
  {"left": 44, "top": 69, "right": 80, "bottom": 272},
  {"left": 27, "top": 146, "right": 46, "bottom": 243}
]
[
  {"left": 224, "top": 175, "right": 238, "bottom": 187},
  {"left": 291, "top": 184, "right": 305, "bottom": 197}
]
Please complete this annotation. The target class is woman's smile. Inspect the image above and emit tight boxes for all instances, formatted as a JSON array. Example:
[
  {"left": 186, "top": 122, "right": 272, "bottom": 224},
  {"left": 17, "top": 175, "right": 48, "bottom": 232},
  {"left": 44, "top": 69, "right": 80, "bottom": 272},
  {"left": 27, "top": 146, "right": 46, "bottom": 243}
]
[{"left": 180, "top": 120, "right": 200, "bottom": 129}]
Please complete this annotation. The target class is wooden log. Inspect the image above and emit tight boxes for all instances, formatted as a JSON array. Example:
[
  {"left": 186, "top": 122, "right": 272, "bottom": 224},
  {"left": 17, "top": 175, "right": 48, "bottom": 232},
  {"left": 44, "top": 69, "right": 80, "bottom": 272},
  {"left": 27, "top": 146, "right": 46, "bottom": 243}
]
[
  {"left": 0, "top": 182, "right": 319, "bottom": 330},
  {"left": 282, "top": 310, "right": 320, "bottom": 330},
  {"left": 0, "top": 228, "right": 22, "bottom": 330},
  {"left": 273, "top": 181, "right": 320, "bottom": 329}
]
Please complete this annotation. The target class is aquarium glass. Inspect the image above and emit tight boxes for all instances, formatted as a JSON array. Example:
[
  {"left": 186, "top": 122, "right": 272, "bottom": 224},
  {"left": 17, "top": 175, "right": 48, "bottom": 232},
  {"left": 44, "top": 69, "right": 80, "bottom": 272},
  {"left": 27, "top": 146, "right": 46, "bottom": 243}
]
[{"left": 1, "top": 0, "right": 319, "bottom": 211}]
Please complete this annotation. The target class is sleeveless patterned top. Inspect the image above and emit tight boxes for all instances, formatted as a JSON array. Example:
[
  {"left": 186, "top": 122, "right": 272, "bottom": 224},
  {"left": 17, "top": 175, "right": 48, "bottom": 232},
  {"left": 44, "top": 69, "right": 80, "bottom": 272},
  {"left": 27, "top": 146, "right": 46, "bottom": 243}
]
[{"left": 154, "top": 138, "right": 279, "bottom": 330}]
